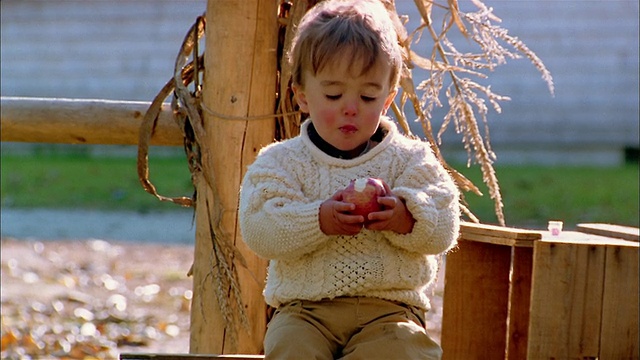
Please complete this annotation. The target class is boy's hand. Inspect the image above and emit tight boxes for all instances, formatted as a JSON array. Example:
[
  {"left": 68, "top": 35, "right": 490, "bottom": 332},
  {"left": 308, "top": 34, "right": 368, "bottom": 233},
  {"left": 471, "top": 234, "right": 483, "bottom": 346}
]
[
  {"left": 365, "top": 182, "right": 415, "bottom": 234},
  {"left": 319, "top": 191, "right": 365, "bottom": 235}
]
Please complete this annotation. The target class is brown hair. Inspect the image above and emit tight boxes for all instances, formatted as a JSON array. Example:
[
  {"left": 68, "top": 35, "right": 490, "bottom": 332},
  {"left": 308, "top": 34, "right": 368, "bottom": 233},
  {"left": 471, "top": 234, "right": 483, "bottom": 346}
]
[{"left": 289, "top": 0, "right": 402, "bottom": 90}]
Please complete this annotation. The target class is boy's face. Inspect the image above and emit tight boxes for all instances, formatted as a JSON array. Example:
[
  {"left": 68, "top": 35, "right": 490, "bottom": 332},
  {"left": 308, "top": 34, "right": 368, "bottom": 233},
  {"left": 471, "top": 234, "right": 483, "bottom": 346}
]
[{"left": 293, "top": 56, "right": 397, "bottom": 152}]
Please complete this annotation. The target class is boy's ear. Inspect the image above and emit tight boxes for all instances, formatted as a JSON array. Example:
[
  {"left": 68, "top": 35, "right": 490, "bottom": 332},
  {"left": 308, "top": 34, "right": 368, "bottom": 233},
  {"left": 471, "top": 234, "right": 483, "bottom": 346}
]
[
  {"left": 382, "top": 88, "right": 398, "bottom": 114},
  {"left": 292, "top": 84, "right": 310, "bottom": 113}
]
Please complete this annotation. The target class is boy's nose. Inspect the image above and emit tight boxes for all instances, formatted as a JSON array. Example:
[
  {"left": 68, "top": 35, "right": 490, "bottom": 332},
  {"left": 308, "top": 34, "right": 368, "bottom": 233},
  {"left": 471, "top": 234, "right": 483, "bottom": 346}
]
[{"left": 343, "top": 100, "right": 358, "bottom": 117}]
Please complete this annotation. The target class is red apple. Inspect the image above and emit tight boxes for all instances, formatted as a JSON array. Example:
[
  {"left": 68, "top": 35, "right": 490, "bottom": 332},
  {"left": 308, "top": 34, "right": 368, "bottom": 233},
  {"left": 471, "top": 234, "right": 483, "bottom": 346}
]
[{"left": 342, "top": 178, "right": 386, "bottom": 218}]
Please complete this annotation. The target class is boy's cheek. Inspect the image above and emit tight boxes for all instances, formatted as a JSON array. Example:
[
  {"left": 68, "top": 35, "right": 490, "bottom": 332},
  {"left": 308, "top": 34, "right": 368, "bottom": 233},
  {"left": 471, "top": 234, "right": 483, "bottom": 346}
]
[{"left": 315, "top": 107, "right": 339, "bottom": 126}]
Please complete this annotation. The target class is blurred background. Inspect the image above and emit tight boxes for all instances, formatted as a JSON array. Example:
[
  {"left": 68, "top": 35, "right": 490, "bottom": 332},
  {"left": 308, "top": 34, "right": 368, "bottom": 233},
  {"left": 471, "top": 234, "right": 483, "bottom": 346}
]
[{"left": 1, "top": 0, "right": 638, "bottom": 239}]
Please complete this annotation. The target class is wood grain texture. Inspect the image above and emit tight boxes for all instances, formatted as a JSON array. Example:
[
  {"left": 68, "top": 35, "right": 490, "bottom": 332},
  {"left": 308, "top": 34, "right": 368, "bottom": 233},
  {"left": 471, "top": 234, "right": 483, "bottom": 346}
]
[
  {"left": 189, "top": 0, "right": 276, "bottom": 355},
  {"left": 1, "top": 97, "right": 182, "bottom": 146}
]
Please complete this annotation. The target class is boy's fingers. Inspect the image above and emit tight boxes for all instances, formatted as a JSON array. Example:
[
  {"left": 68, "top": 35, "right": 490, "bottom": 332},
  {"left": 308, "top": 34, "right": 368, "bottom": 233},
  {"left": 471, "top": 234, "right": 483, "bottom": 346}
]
[
  {"left": 377, "top": 196, "right": 397, "bottom": 208},
  {"left": 381, "top": 182, "right": 392, "bottom": 194},
  {"left": 334, "top": 201, "right": 356, "bottom": 213},
  {"left": 339, "top": 213, "right": 365, "bottom": 224}
]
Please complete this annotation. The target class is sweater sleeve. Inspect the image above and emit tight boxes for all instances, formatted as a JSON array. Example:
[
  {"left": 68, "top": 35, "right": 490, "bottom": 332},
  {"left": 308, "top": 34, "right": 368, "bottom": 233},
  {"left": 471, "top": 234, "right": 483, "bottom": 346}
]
[
  {"left": 239, "top": 149, "right": 328, "bottom": 261},
  {"left": 384, "top": 143, "right": 460, "bottom": 255}
]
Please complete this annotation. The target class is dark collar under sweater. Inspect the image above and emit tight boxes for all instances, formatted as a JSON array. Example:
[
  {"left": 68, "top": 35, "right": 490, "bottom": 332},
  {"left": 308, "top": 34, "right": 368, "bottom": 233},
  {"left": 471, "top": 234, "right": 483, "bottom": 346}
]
[{"left": 307, "top": 122, "right": 387, "bottom": 160}]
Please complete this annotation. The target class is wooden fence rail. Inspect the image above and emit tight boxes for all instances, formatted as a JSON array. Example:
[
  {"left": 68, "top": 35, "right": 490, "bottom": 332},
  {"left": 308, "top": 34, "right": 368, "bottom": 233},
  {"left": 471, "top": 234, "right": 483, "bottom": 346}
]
[{"left": 0, "top": 96, "right": 182, "bottom": 146}]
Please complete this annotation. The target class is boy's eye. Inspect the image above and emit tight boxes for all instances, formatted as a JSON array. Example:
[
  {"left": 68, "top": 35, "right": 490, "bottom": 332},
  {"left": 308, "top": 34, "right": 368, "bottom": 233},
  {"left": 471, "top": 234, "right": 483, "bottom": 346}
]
[{"left": 324, "top": 94, "right": 377, "bottom": 102}]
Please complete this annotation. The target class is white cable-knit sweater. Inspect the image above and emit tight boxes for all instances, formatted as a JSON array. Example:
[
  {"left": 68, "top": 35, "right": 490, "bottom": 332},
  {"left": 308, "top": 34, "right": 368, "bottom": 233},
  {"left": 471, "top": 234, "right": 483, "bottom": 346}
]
[{"left": 239, "top": 118, "right": 460, "bottom": 310}]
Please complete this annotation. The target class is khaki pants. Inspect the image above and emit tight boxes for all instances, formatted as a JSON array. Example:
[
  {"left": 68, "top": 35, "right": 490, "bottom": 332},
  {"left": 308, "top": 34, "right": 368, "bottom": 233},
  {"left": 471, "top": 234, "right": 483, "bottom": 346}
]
[{"left": 264, "top": 297, "right": 442, "bottom": 360}]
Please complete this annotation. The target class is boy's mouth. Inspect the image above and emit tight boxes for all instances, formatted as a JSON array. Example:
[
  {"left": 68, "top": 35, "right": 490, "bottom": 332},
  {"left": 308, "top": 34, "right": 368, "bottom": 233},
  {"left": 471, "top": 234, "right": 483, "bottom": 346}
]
[{"left": 339, "top": 125, "right": 358, "bottom": 133}]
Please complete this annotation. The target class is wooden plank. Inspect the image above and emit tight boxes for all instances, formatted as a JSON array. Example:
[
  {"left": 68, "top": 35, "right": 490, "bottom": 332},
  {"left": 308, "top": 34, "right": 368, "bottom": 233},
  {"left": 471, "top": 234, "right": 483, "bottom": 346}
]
[
  {"left": 542, "top": 232, "right": 639, "bottom": 247},
  {"left": 460, "top": 222, "right": 541, "bottom": 247},
  {"left": 576, "top": 223, "right": 640, "bottom": 242},
  {"left": 505, "top": 246, "right": 533, "bottom": 360},
  {"left": 527, "top": 241, "right": 605, "bottom": 359},
  {"left": 461, "top": 222, "right": 542, "bottom": 240},
  {"left": 461, "top": 232, "right": 536, "bottom": 248},
  {"left": 599, "top": 245, "right": 639, "bottom": 358},
  {"left": 120, "top": 354, "right": 264, "bottom": 360},
  {"left": 441, "top": 240, "right": 512, "bottom": 360},
  {"left": 1, "top": 96, "right": 182, "bottom": 146}
]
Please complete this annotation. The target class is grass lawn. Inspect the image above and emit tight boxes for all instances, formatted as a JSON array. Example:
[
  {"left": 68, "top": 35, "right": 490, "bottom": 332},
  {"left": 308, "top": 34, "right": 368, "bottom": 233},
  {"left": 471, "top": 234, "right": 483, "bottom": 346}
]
[
  {"left": 1, "top": 153, "right": 193, "bottom": 213},
  {"left": 1, "top": 153, "right": 638, "bottom": 230},
  {"left": 457, "top": 163, "right": 639, "bottom": 229}
]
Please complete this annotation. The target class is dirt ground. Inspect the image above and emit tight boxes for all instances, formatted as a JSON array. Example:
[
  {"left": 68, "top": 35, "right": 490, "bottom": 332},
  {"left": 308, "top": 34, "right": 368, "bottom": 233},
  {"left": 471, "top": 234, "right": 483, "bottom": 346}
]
[{"left": 1, "top": 237, "right": 444, "bottom": 359}]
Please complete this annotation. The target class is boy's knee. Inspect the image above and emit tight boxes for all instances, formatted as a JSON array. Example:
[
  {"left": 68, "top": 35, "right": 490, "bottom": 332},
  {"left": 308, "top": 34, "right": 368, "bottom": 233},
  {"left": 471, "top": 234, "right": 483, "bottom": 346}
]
[
  {"left": 341, "top": 315, "right": 442, "bottom": 359},
  {"left": 264, "top": 308, "right": 334, "bottom": 360}
]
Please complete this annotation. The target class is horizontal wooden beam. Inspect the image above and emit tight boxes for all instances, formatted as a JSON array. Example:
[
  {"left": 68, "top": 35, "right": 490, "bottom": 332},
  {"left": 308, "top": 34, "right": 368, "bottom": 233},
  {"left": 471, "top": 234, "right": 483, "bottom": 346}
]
[{"left": 1, "top": 96, "right": 183, "bottom": 146}]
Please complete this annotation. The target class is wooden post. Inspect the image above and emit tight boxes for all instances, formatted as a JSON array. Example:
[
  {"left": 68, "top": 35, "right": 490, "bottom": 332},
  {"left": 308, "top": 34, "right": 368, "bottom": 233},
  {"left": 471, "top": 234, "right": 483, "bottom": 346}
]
[{"left": 189, "top": 0, "right": 277, "bottom": 355}]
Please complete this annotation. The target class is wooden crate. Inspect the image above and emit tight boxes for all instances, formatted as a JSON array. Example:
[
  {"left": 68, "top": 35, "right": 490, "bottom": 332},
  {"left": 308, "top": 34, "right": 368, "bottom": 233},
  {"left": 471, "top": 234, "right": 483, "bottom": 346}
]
[{"left": 441, "top": 222, "right": 639, "bottom": 359}]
